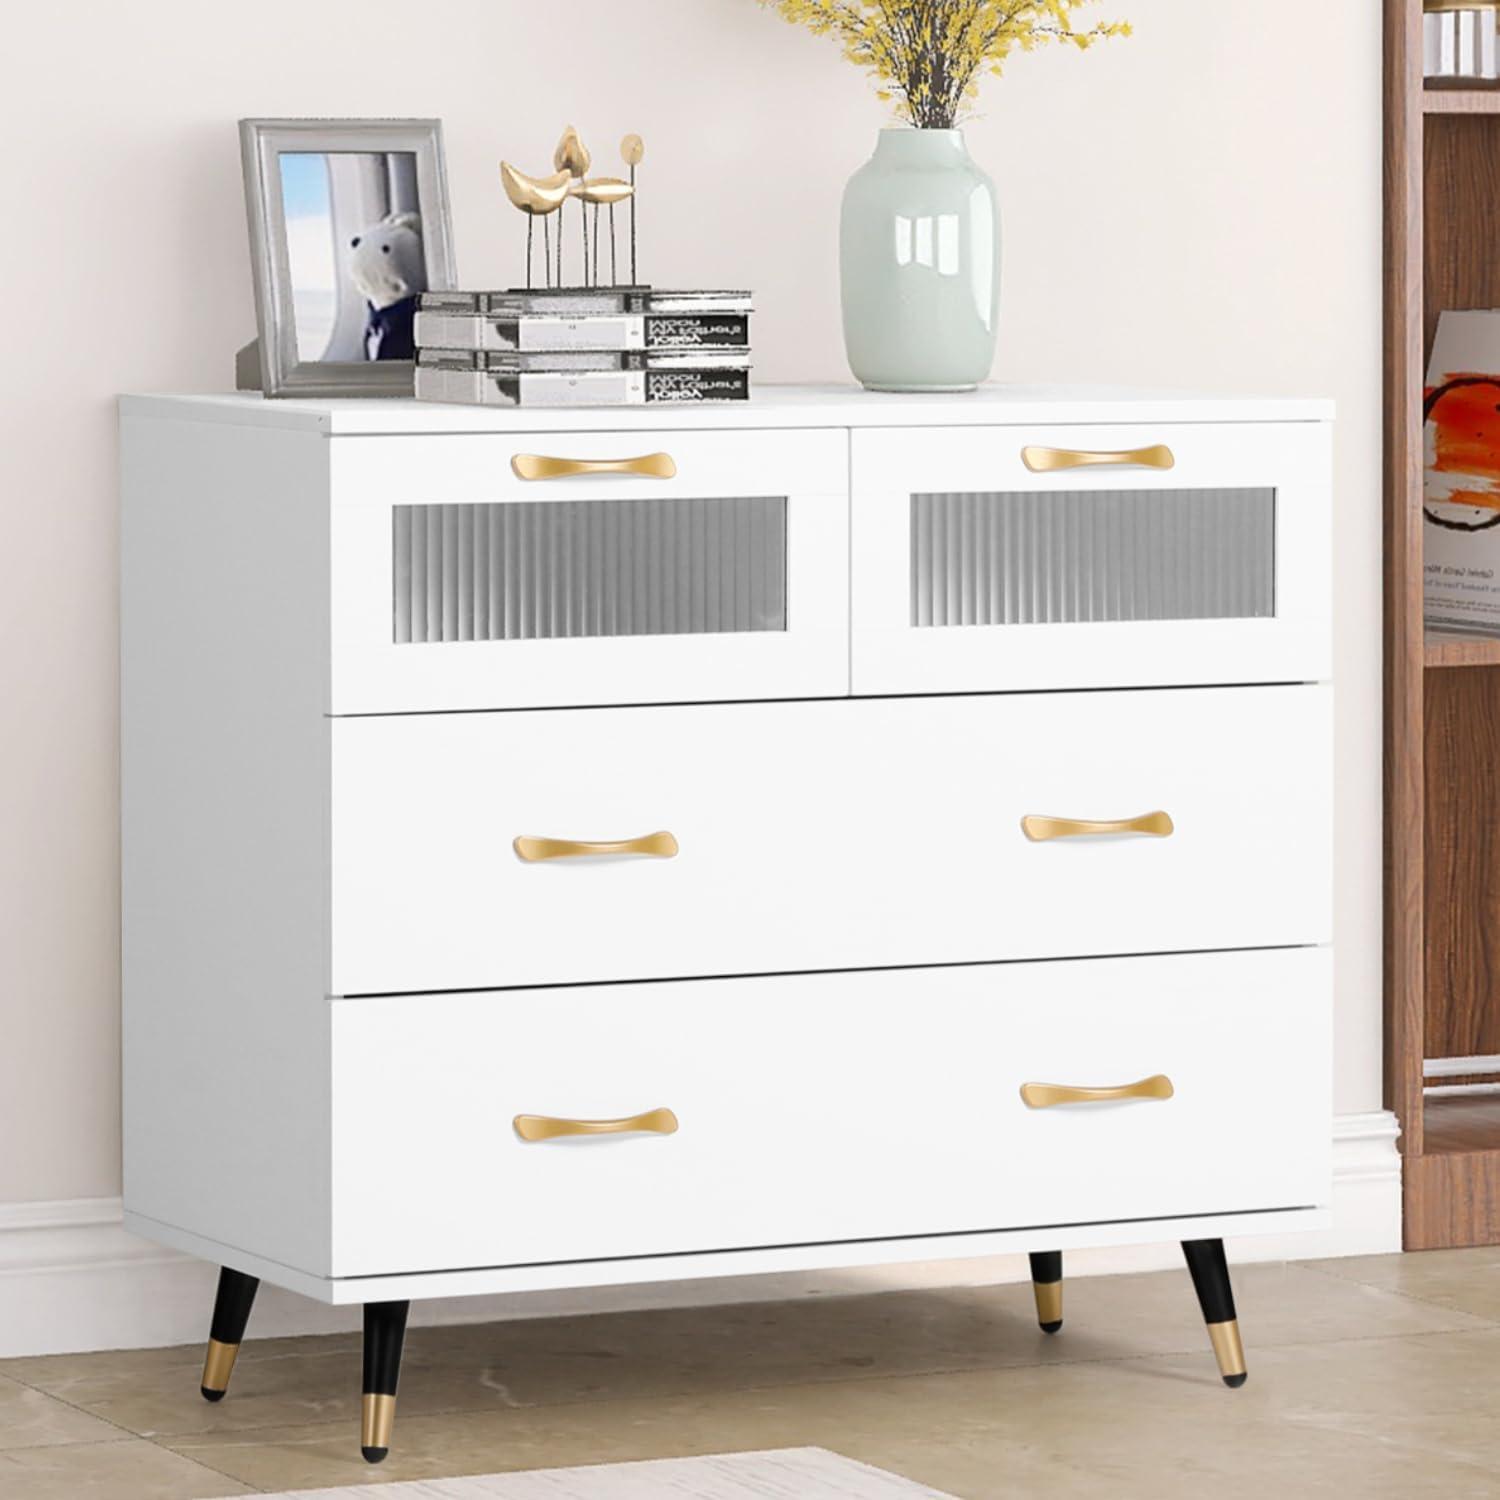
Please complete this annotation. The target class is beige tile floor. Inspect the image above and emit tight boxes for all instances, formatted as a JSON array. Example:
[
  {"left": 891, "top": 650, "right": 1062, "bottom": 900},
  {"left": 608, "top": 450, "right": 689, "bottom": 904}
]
[{"left": 4, "top": 1250, "right": 1500, "bottom": 1498}]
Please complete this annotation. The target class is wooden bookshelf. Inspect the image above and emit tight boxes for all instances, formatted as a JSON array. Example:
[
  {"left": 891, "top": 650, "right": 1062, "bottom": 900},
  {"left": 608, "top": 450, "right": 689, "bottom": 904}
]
[
  {"left": 1424, "top": 1094, "right": 1500, "bottom": 1153},
  {"left": 1424, "top": 86, "right": 1500, "bottom": 114},
  {"left": 1387, "top": 0, "right": 1500, "bottom": 1249},
  {"left": 1424, "top": 629, "right": 1500, "bottom": 667}
]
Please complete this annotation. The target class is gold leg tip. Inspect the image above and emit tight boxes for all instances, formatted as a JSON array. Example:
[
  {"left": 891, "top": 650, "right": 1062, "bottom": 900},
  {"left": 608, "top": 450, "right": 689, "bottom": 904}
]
[
  {"left": 361, "top": 1392, "right": 396, "bottom": 1455},
  {"left": 200, "top": 1339, "right": 239, "bottom": 1400},
  {"left": 1206, "top": 1319, "right": 1247, "bottom": 1384},
  {"left": 1032, "top": 1280, "right": 1063, "bottom": 1333}
]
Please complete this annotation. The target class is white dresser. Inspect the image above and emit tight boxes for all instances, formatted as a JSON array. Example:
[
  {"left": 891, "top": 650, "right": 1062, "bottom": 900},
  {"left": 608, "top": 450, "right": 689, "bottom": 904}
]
[{"left": 120, "top": 385, "right": 1334, "bottom": 1462}]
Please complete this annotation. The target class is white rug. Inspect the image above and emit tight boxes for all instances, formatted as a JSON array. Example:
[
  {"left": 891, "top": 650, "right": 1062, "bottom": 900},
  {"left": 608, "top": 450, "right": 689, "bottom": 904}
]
[{"left": 233, "top": 1448, "right": 956, "bottom": 1498}]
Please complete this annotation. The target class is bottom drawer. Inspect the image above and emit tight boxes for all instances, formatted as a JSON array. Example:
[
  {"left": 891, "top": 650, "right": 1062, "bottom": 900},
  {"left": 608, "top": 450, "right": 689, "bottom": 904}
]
[{"left": 329, "top": 948, "right": 1331, "bottom": 1278}]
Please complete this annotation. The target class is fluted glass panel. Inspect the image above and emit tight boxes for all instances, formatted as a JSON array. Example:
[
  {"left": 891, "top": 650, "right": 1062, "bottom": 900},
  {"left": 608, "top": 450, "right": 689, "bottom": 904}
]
[
  {"left": 910, "top": 488, "right": 1275, "bottom": 627},
  {"left": 394, "top": 497, "right": 787, "bottom": 643}
]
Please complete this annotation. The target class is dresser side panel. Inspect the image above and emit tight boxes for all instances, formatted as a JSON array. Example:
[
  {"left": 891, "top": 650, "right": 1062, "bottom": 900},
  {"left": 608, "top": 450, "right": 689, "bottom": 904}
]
[{"left": 121, "top": 413, "right": 332, "bottom": 1277}]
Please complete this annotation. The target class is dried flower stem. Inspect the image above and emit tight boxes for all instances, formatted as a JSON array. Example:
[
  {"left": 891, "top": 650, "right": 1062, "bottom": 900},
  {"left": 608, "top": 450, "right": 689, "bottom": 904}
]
[{"left": 765, "top": 0, "right": 1129, "bottom": 129}]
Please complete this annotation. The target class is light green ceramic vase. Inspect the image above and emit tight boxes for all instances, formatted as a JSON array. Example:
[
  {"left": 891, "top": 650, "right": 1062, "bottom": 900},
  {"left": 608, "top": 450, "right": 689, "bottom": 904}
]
[{"left": 840, "top": 128, "right": 999, "bottom": 392}]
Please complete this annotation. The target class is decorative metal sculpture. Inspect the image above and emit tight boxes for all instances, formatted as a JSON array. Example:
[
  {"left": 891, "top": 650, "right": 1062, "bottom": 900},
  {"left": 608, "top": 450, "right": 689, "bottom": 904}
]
[{"left": 501, "top": 127, "right": 643, "bottom": 289}]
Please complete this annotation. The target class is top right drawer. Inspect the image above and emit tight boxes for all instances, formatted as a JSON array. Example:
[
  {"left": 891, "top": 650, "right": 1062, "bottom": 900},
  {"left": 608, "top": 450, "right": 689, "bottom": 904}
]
[{"left": 850, "top": 421, "right": 1332, "bottom": 694}]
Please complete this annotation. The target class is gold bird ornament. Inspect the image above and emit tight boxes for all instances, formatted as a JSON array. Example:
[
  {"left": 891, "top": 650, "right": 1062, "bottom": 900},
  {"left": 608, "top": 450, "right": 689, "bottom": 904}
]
[
  {"left": 501, "top": 163, "right": 571, "bottom": 291},
  {"left": 554, "top": 125, "right": 591, "bottom": 178},
  {"left": 500, "top": 162, "right": 571, "bottom": 213},
  {"left": 552, "top": 127, "right": 593, "bottom": 287},
  {"left": 575, "top": 177, "right": 635, "bottom": 286},
  {"left": 558, "top": 126, "right": 591, "bottom": 177},
  {"left": 574, "top": 177, "right": 633, "bottom": 205}
]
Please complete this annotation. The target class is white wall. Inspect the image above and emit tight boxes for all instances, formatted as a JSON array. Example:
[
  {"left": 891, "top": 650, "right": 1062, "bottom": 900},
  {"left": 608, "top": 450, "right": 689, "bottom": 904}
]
[{"left": 0, "top": 1, "right": 1382, "bottom": 1219}]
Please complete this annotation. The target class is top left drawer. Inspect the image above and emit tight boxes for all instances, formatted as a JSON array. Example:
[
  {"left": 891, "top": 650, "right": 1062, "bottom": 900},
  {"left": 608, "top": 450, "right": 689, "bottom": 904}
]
[{"left": 327, "top": 429, "right": 849, "bottom": 714}]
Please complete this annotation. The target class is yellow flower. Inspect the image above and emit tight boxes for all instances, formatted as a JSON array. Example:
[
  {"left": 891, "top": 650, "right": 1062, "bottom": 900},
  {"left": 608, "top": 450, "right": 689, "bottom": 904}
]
[{"left": 761, "top": 0, "right": 1128, "bottom": 128}]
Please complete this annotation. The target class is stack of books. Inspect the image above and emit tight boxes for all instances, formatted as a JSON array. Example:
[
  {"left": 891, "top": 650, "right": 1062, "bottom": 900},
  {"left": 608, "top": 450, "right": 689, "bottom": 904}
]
[{"left": 414, "top": 289, "right": 752, "bottom": 407}]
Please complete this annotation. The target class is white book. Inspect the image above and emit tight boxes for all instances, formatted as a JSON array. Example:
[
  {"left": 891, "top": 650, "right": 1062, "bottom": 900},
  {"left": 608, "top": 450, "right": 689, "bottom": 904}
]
[
  {"left": 1461, "top": 11, "right": 1478, "bottom": 74},
  {"left": 1427, "top": 12, "right": 1458, "bottom": 76},
  {"left": 415, "top": 364, "right": 750, "bottom": 408},
  {"left": 415, "top": 309, "right": 751, "bottom": 356}
]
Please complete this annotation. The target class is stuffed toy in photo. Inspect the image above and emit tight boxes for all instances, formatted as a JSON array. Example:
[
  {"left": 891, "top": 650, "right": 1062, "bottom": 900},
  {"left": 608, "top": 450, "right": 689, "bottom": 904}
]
[{"left": 349, "top": 212, "right": 425, "bottom": 361}]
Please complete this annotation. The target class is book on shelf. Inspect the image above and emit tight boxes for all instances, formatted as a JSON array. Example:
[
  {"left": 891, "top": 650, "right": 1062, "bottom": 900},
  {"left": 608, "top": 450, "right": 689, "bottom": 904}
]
[
  {"left": 421, "top": 348, "right": 750, "bottom": 374},
  {"left": 415, "top": 350, "right": 750, "bottom": 408},
  {"left": 420, "top": 288, "right": 752, "bottom": 316},
  {"left": 415, "top": 308, "right": 750, "bottom": 355}
]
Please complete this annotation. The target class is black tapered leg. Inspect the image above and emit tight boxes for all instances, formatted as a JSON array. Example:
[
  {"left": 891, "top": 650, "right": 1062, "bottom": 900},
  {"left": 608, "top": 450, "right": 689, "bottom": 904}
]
[
  {"left": 200, "top": 1267, "right": 260, "bottom": 1402},
  {"left": 1182, "top": 1238, "right": 1247, "bottom": 1387},
  {"left": 361, "top": 1300, "right": 410, "bottom": 1464},
  {"left": 1028, "top": 1250, "right": 1064, "bottom": 1333}
]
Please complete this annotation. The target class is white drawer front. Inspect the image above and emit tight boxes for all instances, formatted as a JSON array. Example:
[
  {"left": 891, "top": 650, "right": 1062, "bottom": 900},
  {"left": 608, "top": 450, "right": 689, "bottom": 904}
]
[
  {"left": 329, "top": 949, "right": 1330, "bottom": 1277},
  {"left": 851, "top": 421, "right": 1332, "bottom": 694},
  {"left": 329, "top": 686, "right": 1331, "bottom": 996},
  {"left": 328, "top": 429, "right": 849, "bottom": 712}
]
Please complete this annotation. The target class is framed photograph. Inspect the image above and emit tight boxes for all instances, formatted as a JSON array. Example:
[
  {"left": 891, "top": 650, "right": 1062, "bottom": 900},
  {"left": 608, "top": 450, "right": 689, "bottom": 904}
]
[{"left": 239, "top": 118, "right": 457, "bottom": 397}]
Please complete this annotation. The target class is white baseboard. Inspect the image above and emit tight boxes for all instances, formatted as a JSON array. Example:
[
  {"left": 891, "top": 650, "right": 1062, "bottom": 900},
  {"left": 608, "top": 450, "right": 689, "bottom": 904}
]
[{"left": 0, "top": 1111, "right": 1402, "bottom": 1359}]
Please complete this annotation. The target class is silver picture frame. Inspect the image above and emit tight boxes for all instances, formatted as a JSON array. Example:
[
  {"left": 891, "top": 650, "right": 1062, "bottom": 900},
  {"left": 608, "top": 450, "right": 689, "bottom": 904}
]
[{"left": 239, "top": 118, "right": 457, "bottom": 398}]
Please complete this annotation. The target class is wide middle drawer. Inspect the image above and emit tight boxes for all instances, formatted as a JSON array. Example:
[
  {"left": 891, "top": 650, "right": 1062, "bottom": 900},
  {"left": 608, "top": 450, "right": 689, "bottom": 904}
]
[{"left": 329, "top": 685, "right": 1331, "bottom": 996}]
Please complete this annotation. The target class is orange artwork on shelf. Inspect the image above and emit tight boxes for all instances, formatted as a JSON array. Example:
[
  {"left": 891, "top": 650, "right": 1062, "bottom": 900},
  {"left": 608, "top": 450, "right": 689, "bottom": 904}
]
[
  {"left": 1424, "top": 311, "right": 1500, "bottom": 635},
  {"left": 1426, "top": 374, "right": 1500, "bottom": 510}
]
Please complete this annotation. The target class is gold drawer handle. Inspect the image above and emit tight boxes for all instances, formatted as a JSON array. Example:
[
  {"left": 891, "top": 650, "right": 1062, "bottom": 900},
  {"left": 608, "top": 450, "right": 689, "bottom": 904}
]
[
  {"left": 1021, "top": 1075, "right": 1175, "bottom": 1109},
  {"left": 514, "top": 831, "right": 679, "bottom": 862},
  {"left": 511, "top": 452, "right": 677, "bottom": 481},
  {"left": 1021, "top": 811, "right": 1174, "bottom": 842},
  {"left": 514, "top": 1107, "right": 679, "bottom": 1142},
  {"left": 1021, "top": 444, "right": 1175, "bottom": 473}
]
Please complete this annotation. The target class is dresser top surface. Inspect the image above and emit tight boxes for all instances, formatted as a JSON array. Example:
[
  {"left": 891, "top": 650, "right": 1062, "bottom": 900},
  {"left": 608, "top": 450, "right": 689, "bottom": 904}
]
[{"left": 120, "top": 383, "right": 1335, "bottom": 435}]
